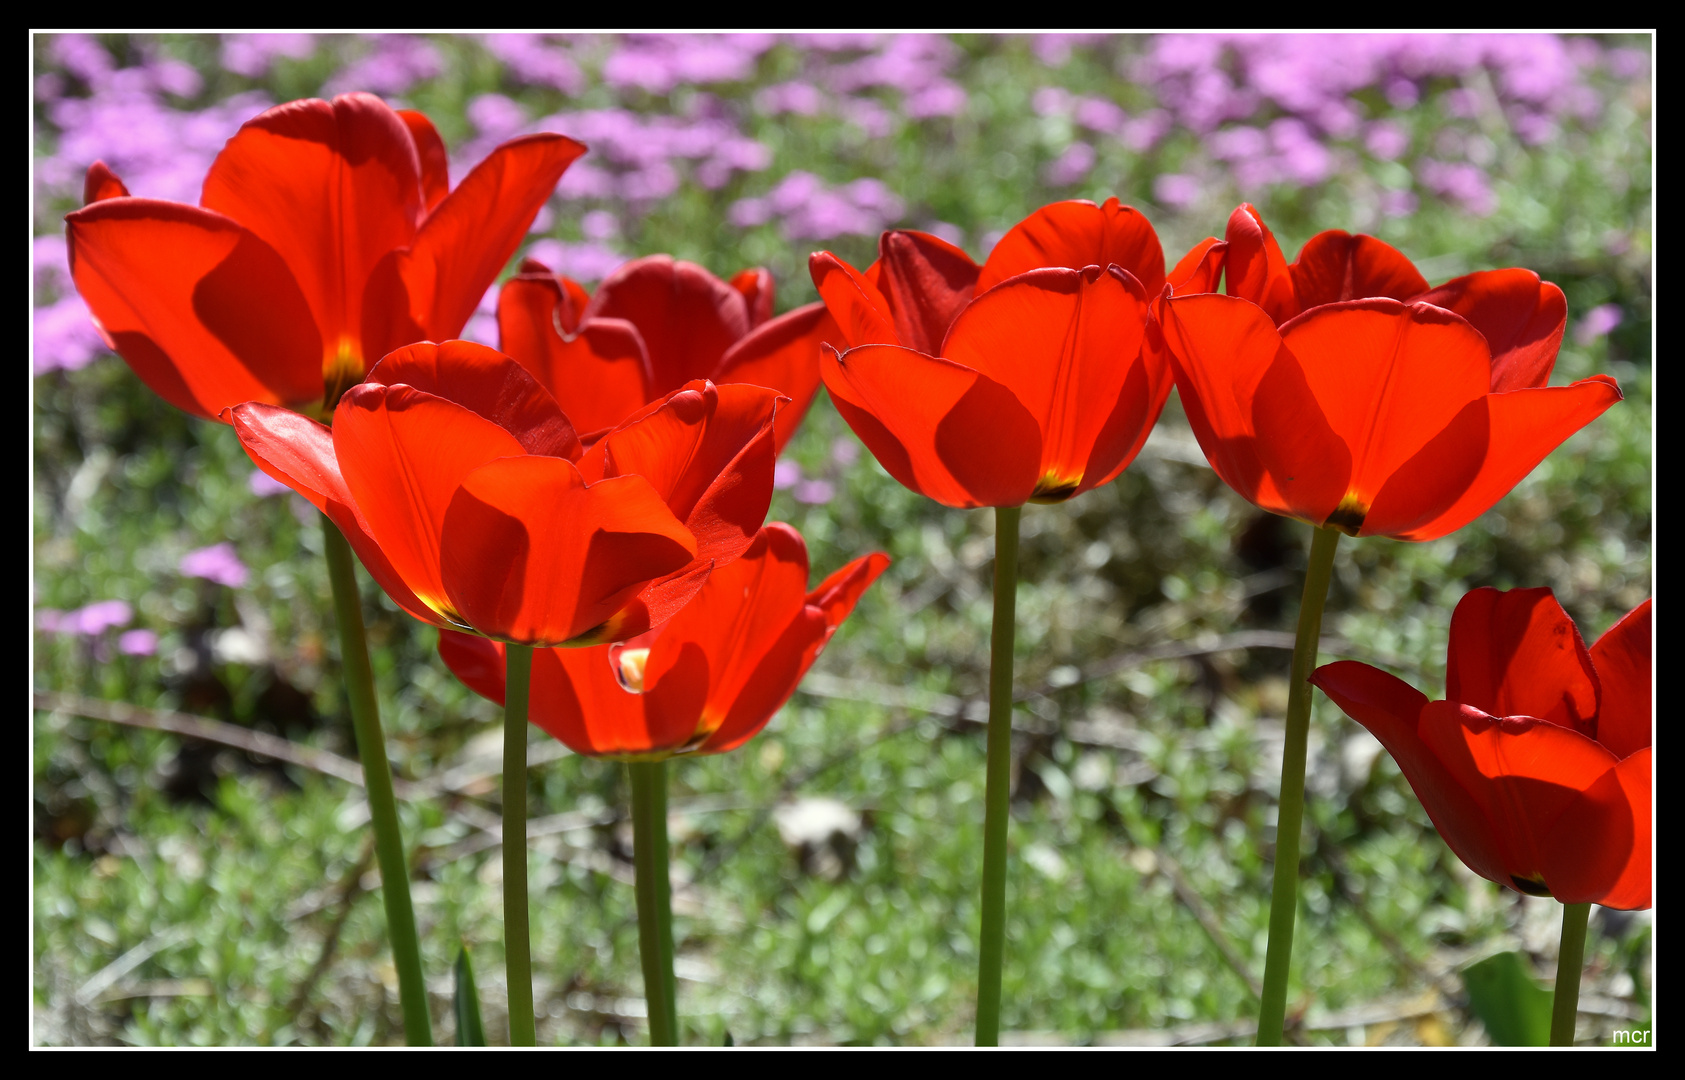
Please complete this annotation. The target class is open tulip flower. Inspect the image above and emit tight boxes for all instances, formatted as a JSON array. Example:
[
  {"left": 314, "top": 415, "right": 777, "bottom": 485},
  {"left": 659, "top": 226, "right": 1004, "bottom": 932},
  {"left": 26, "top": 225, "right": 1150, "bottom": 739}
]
[
  {"left": 1312, "top": 589, "right": 1651, "bottom": 910},
  {"left": 1221, "top": 203, "right": 1571, "bottom": 388},
  {"left": 497, "top": 254, "right": 838, "bottom": 451},
  {"left": 811, "top": 197, "right": 1223, "bottom": 358},
  {"left": 437, "top": 523, "right": 888, "bottom": 758},
  {"left": 229, "top": 339, "right": 783, "bottom": 648},
  {"left": 1155, "top": 290, "right": 1621, "bottom": 541},
  {"left": 810, "top": 198, "right": 1224, "bottom": 510},
  {"left": 66, "top": 92, "right": 585, "bottom": 421}
]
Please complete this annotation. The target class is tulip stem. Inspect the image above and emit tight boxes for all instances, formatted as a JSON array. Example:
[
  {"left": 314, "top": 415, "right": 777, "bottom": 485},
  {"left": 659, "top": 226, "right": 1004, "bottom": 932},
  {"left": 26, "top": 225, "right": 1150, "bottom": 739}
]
[
  {"left": 1256, "top": 523, "right": 1341, "bottom": 1046},
  {"left": 1550, "top": 902, "right": 1591, "bottom": 1046},
  {"left": 321, "top": 517, "right": 432, "bottom": 1046},
  {"left": 503, "top": 643, "right": 537, "bottom": 1046},
  {"left": 976, "top": 504, "right": 1022, "bottom": 1047},
  {"left": 630, "top": 759, "right": 679, "bottom": 1046}
]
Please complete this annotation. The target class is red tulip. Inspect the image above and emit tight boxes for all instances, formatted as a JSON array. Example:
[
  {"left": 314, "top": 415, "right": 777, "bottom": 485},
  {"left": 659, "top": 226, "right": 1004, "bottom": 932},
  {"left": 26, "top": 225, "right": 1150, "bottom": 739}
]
[
  {"left": 228, "top": 340, "right": 783, "bottom": 647},
  {"left": 65, "top": 93, "right": 585, "bottom": 421},
  {"left": 810, "top": 197, "right": 1223, "bottom": 356},
  {"left": 438, "top": 523, "right": 888, "bottom": 757},
  {"left": 1154, "top": 292, "right": 1621, "bottom": 540},
  {"left": 496, "top": 254, "right": 838, "bottom": 451},
  {"left": 1219, "top": 204, "right": 1570, "bottom": 391},
  {"left": 1311, "top": 590, "right": 1651, "bottom": 909},
  {"left": 809, "top": 200, "right": 1211, "bottom": 509}
]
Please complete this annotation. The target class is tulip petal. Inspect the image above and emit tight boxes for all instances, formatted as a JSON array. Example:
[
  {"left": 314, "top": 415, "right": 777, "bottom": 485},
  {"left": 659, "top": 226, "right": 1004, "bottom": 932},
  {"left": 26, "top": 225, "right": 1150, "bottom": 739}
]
[
  {"left": 496, "top": 272, "right": 652, "bottom": 436},
  {"left": 436, "top": 629, "right": 508, "bottom": 704},
  {"left": 1413, "top": 270, "right": 1567, "bottom": 392},
  {"left": 978, "top": 197, "right": 1167, "bottom": 296},
  {"left": 83, "top": 160, "right": 130, "bottom": 203},
  {"left": 943, "top": 266, "right": 1153, "bottom": 500},
  {"left": 1384, "top": 375, "right": 1622, "bottom": 541},
  {"left": 392, "top": 133, "right": 586, "bottom": 354},
  {"left": 822, "top": 344, "right": 1042, "bottom": 509},
  {"left": 810, "top": 549, "right": 893, "bottom": 633},
  {"left": 1278, "top": 299, "right": 1492, "bottom": 532},
  {"left": 1545, "top": 747, "right": 1649, "bottom": 907},
  {"left": 66, "top": 199, "right": 324, "bottom": 418},
  {"left": 1167, "top": 237, "right": 1226, "bottom": 296},
  {"left": 396, "top": 109, "right": 450, "bottom": 212},
  {"left": 872, "top": 230, "right": 981, "bottom": 355},
  {"left": 1157, "top": 293, "right": 1344, "bottom": 522},
  {"left": 583, "top": 255, "right": 751, "bottom": 395},
  {"left": 200, "top": 94, "right": 424, "bottom": 371},
  {"left": 646, "top": 525, "right": 809, "bottom": 746},
  {"left": 730, "top": 267, "right": 775, "bottom": 327},
  {"left": 1589, "top": 599, "right": 1653, "bottom": 759},
  {"left": 809, "top": 251, "right": 900, "bottom": 350},
  {"left": 715, "top": 302, "right": 838, "bottom": 452},
  {"left": 1417, "top": 703, "right": 1624, "bottom": 898},
  {"left": 1444, "top": 587, "right": 1600, "bottom": 737},
  {"left": 226, "top": 402, "right": 437, "bottom": 627},
  {"left": 1288, "top": 231, "right": 1430, "bottom": 310},
  {"left": 582, "top": 382, "right": 780, "bottom": 567},
  {"left": 441, "top": 457, "right": 697, "bottom": 646},
  {"left": 367, "top": 340, "right": 581, "bottom": 459},
  {"left": 1223, "top": 203, "right": 1298, "bottom": 325},
  {"left": 334, "top": 383, "right": 529, "bottom": 624},
  {"left": 1311, "top": 663, "right": 1513, "bottom": 887}
]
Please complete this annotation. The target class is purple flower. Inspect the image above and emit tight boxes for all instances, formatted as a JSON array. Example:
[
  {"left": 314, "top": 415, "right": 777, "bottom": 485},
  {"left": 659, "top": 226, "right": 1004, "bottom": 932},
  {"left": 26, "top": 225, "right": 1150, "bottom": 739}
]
[
  {"left": 248, "top": 470, "right": 292, "bottom": 497},
  {"left": 180, "top": 543, "right": 249, "bottom": 589},
  {"left": 831, "top": 438, "right": 860, "bottom": 467},
  {"left": 1418, "top": 159, "right": 1496, "bottom": 216},
  {"left": 1153, "top": 174, "right": 1199, "bottom": 211},
  {"left": 1032, "top": 87, "right": 1072, "bottom": 117},
  {"left": 522, "top": 239, "right": 627, "bottom": 284},
  {"left": 839, "top": 97, "right": 895, "bottom": 139},
  {"left": 1364, "top": 121, "right": 1410, "bottom": 161},
  {"left": 467, "top": 93, "right": 527, "bottom": 139},
  {"left": 1073, "top": 96, "right": 1126, "bottom": 135},
  {"left": 904, "top": 81, "right": 967, "bottom": 119},
  {"left": 755, "top": 81, "right": 825, "bottom": 117},
  {"left": 221, "top": 33, "right": 316, "bottom": 78},
  {"left": 1031, "top": 34, "right": 1107, "bottom": 67},
  {"left": 1574, "top": 303, "right": 1623, "bottom": 346},
  {"left": 39, "top": 599, "right": 133, "bottom": 636},
  {"left": 34, "top": 297, "right": 106, "bottom": 375},
  {"left": 118, "top": 629, "right": 159, "bottom": 657},
  {"left": 481, "top": 34, "right": 585, "bottom": 93},
  {"left": 1044, "top": 142, "right": 1096, "bottom": 186},
  {"left": 322, "top": 34, "right": 443, "bottom": 97},
  {"left": 581, "top": 210, "right": 619, "bottom": 242},
  {"left": 793, "top": 478, "right": 835, "bottom": 505},
  {"left": 729, "top": 197, "right": 772, "bottom": 228},
  {"left": 774, "top": 460, "right": 802, "bottom": 490}
]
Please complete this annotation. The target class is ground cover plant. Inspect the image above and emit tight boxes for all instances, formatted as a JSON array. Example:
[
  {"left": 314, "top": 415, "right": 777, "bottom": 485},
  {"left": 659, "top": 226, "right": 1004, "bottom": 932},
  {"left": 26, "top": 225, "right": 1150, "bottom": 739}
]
[{"left": 33, "top": 32, "right": 1652, "bottom": 1047}]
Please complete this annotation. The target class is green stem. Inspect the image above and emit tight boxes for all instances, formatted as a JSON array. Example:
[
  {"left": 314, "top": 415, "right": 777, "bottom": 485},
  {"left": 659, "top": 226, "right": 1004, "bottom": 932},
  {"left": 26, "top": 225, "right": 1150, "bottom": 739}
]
[
  {"left": 1256, "top": 524, "right": 1341, "bottom": 1046},
  {"left": 975, "top": 504, "right": 1022, "bottom": 1047},
  {"left": 630, "top": 759, "right": 678, "bottom": 1046},
  {"left": 503, "top": 643, "right": 537, "bottom": 1046},
  {"left": 1550, "top": 902, "right": 1591, "bottom": 1046},
  {"left": 320, "top": 516, "right": 432, "bottom": 1046}
]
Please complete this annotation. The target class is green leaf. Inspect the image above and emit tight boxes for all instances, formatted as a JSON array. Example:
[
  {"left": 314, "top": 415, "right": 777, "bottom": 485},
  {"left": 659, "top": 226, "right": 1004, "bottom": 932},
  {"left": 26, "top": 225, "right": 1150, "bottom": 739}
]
[
  {"left": 455, "top": 943, "right": 487, "bottom": 1047},
  {"left": 1462, "top": 951, "right": 1553, "bottom": 1046}
]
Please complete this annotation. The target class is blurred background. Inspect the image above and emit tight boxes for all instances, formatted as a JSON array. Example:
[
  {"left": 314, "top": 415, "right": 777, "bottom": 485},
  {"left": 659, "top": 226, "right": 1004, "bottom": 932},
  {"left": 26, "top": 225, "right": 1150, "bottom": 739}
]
[{"left": 33, "top": 33, "right": 1651, "bottom": 1046}]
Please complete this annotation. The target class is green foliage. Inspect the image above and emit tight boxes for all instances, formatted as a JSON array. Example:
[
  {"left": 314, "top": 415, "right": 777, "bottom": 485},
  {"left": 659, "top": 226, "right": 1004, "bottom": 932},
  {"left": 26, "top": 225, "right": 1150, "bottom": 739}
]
[{"left": 1462, "top": 951, "right": 1553, "bottom": 1046}]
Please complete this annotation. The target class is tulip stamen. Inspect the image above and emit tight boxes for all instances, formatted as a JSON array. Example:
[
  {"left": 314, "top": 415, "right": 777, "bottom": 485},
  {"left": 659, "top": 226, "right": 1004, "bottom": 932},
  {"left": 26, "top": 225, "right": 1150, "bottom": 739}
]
[{"left": 323, "top": 335, "right": 365, "bottom": 411}]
